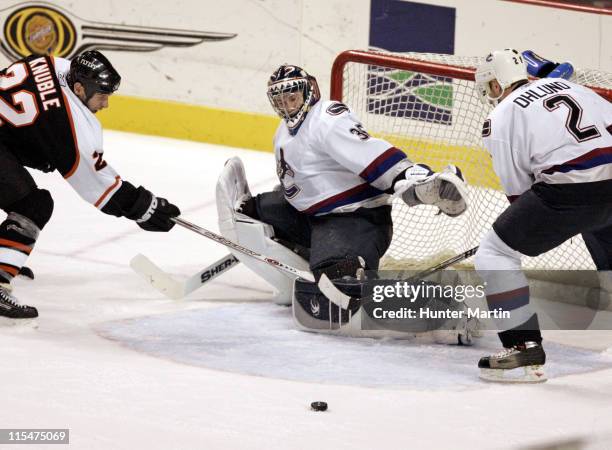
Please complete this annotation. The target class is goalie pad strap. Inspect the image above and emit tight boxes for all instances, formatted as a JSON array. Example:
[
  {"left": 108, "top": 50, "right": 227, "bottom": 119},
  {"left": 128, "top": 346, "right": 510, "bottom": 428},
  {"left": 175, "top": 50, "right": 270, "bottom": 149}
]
[
  {"left": 238, "top": 196, "right": 259, "bottom": 219},
  {"left": 311, "top": 256, "right": 365, "bottom": 280}
]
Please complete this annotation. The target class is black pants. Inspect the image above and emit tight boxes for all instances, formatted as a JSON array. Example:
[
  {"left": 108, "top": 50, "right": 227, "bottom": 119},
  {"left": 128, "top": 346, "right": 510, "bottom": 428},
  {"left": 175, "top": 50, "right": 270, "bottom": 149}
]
[
  {"left": 0, "top": 144, "right": 37, "bottom": 211},
  {"left": 492, "top": 181, "right": 612, "bottom": 347},
  {"left": 253, "top": 191, "right": 393, "bottom": 273},
  {"left": 493, "top": 181, "right": 612, "bottom": 269}
]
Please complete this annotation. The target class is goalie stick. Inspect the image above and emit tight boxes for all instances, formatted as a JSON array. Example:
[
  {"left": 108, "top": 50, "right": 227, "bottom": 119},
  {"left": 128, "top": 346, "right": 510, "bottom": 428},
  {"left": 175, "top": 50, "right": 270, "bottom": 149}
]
[
  {"left": 409, "top": 246, "right": 479, "bottom": 281},
  {"left": 171, "top": 217, "right": 351, "bottom": 308},
  {"left": 130, "top": 253, "right": 239, "bottom": 300},
  {"left": 330, "top": 246, "right": 478, "bottom": 309}
]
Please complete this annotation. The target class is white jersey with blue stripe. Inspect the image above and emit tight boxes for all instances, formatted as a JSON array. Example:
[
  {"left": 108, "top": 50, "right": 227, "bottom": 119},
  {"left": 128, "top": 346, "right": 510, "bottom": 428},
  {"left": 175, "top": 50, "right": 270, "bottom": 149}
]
[
  {"left": 273, "top": 100, "right": 412, "bottom": 215},
  {"left": 483, "top": 78, "right": 612, "bottom": 201}
]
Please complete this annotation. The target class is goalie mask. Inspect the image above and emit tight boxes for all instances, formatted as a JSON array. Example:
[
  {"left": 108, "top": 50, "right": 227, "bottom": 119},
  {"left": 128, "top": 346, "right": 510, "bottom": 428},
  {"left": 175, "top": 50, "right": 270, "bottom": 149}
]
[
  {"left": 267, "top": 64, "right": 320, "bottom": 134},
  {"left": 475, "top": 49, "right": 528, "bottom": 105}
]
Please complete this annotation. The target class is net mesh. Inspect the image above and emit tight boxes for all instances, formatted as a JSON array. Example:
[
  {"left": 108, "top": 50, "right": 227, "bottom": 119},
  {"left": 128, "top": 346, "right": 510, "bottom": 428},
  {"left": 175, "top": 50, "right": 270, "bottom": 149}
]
[{"left": 334, "top": 50, "right": 612, "bottom": 270}]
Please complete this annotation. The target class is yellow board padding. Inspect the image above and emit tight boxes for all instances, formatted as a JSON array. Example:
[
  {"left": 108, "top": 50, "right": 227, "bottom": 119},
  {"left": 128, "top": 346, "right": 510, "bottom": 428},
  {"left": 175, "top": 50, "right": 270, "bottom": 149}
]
[
  {"left": 97, "top": 95, "right": 281, "bottom": 152},
  {"left": 378, "top": 133, "right": 502, "bottom": 191},
  {"left": 97, "top": 95, "right": 502, "bottom": 192}
]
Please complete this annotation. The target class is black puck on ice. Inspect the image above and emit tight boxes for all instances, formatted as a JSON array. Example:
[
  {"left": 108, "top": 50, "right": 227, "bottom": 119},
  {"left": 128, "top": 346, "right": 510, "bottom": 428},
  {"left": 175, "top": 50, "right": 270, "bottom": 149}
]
[{"left": 310, "top": 401, "right": 328, "bottom": 411}]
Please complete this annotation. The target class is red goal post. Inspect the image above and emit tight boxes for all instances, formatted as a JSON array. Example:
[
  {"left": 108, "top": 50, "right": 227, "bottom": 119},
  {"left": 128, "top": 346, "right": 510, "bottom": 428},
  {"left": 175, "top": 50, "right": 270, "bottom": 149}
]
[
  {"left": 331, "top": 50, "right": 612, "bottom": 108},
  {"left": 329, "top": 49, "right": 612, "bottom": 270}
]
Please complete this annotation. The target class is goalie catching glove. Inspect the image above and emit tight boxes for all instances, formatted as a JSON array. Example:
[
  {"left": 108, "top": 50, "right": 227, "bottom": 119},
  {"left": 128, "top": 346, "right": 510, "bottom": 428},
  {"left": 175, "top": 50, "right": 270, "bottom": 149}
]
[{"left": 394, "top": 164, "right": 468, "bottom": 217}]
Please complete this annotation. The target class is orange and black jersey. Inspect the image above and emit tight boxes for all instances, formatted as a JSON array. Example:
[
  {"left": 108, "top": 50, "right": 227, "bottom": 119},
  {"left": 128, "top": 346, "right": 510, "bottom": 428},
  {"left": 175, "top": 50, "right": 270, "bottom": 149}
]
[
  {"left": 0, "top": 54, "right": 74, "bottom": 173},
  {"left": 0, "top": 55, "right": 140, "bottom": 217}
]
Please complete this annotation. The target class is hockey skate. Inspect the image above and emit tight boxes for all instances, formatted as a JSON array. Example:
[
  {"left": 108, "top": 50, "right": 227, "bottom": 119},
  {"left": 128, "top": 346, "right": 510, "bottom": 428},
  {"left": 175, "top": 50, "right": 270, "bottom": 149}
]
[
  {"left": 479, "top": 342, "right": 546, "bottom": 383},
  {"left": 0, "top": 284, "right": 38, "bottom": 326}
]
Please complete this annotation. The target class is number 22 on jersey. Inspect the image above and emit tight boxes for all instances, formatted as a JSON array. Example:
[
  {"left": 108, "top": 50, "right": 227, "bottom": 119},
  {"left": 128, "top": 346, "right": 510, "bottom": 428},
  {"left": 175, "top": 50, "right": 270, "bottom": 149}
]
[{"left": 0, "top": 62, "right": 39, "bottom": 127}]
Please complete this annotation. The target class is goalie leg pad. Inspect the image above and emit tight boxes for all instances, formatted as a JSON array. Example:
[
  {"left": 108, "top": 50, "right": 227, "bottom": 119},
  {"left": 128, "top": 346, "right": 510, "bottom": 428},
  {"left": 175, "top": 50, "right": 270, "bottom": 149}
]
[
  {"left": 216, "top": 156, "right": 252, "bottom": 242},
  {"left": 293, "top": 277, "right": 363, "bottom": 331},
  {"left": 293, "top": 277, "right": 479, "bottom": 344},
  {"left": 216, "top": 160, "right": 309, "bottom": 305},
  {"left": 233, "top": 218, "right": 309, "bottom": 305}
]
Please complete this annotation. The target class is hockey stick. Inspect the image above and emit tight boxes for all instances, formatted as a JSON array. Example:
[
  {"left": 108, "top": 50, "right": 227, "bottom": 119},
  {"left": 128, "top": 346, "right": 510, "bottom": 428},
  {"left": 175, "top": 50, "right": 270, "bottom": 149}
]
[
  {"left": 171, "top": 217, "right": 351, "bottom": 308},
  {"left": 410, "top": 246, "right": 479, "bottom": 281},
  {"left": 339, "top": 246, "right": 480, "bottom": 309},
  {"left": 130, "top": 253, "right": 240, "bottom": 300}
]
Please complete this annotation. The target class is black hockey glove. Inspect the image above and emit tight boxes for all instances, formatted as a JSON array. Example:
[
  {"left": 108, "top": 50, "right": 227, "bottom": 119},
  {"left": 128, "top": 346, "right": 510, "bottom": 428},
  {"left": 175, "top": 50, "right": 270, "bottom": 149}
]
[{"left": 126, "top": 187, "right": 181, "bottom": 232}]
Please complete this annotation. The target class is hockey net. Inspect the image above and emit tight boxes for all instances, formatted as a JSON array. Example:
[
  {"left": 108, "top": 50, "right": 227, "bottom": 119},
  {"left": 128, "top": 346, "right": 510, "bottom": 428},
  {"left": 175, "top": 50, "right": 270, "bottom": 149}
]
[{"left": 330, "top": 50, "right": 612, "bottom": 270}]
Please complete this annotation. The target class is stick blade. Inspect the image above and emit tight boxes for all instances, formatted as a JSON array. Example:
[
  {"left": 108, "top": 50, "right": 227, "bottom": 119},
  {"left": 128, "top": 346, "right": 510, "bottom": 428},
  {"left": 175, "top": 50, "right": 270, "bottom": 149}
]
[
  {"left": 318, "top": 274, "right": 351, "bottom": 309},
  {"left": 130, "top": 254, "right": 184, "bottom": 300}
]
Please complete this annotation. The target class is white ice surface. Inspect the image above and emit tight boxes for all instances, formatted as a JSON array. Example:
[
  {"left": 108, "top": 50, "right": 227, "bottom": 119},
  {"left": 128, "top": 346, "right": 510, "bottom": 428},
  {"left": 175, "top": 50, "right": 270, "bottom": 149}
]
[
  {"left": 97, "top": 304, "right": 612, "bottom": 389},
  {"left": 2, "top": 131, "right": 612, "bottom": 450}
]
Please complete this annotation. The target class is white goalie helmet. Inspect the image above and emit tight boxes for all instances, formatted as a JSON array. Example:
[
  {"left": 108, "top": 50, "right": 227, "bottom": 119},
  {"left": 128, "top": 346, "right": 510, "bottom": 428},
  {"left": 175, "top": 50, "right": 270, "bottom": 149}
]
[
  {"left": 475, "top": 49, "right": 528, "bottom": 105},
  {"left": 267, "top": 64, "right": 320, "bottom": 134}
]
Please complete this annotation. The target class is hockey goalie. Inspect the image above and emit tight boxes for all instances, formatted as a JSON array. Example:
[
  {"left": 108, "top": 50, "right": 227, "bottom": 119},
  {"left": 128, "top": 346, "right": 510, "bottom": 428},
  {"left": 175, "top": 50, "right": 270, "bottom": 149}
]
[{"left": 216, "top": 64, "right": 474, "bottom": 343}]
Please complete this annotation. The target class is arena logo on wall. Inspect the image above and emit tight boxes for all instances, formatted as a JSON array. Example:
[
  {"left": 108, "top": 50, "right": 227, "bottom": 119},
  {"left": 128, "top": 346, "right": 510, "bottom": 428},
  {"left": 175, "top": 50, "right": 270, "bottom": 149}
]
[
  {"left": 0, "top": 1, "right": 236, "bottom": 61},
  {"left": 368, "top": 0, "right": 455, "bottom": 124}
]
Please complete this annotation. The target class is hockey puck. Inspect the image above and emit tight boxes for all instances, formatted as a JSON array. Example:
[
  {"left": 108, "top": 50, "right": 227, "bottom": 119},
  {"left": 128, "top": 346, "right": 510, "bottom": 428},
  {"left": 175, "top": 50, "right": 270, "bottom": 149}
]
[{"left": 310, "top": 401, "right": 328, "bottom": 412}]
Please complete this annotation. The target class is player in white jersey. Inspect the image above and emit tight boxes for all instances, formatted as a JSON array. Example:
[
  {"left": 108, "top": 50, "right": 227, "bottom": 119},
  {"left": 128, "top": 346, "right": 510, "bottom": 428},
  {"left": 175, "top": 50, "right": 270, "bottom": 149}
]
[
  {"left": 473, "top": 49, "right": 612, "bottom": 382},
  {"left": 216, "top": 64, "right": 469, "bottom": 336},
  {"left": 0, "top": 50, "right": 180, "bottom": 323}
]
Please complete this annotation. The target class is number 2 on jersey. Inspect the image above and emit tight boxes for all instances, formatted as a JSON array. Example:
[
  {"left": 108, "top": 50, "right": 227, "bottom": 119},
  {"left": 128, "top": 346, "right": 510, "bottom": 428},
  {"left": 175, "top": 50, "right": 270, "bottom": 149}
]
[
  {"left": 0, "top": 62, "right": 39, "bottom": 127},
  {"left": 92, "top": 151, "right": 108, "bottom": 171},
  {"left": 544, "top": 94, "right": 601, "bottom": 143}
]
